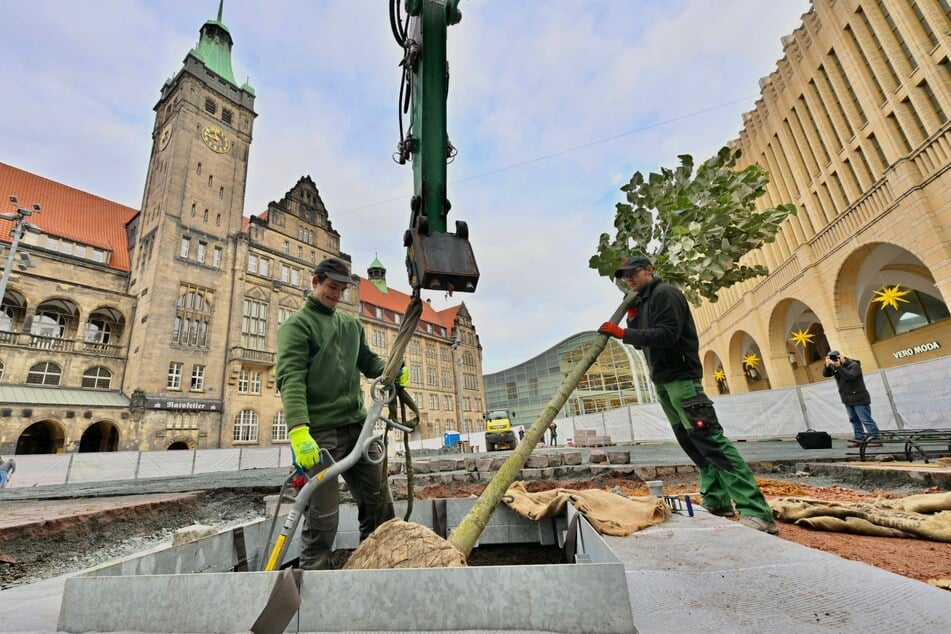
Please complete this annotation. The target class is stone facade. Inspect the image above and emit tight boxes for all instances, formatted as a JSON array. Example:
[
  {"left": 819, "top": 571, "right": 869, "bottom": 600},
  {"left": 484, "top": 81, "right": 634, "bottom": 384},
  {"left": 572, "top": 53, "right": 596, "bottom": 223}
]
[{"left": 694, "top": 0, "right": 951, "bottom": 396}]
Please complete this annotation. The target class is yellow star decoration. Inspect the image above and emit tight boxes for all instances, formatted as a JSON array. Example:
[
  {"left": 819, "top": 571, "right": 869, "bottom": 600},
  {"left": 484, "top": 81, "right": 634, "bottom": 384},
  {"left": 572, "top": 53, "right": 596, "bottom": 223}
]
[
  {"left": 789, "top": 329, "right": 815, "bottom": 348},
  {"left": 872, "top": 285, "right": 912, "bottom": 311},
  {"left": 713, "top": 369, "right": 726, "bottom": 382},
  {"left": 743, "top": 353, "right": 760, "bottom": 369}
]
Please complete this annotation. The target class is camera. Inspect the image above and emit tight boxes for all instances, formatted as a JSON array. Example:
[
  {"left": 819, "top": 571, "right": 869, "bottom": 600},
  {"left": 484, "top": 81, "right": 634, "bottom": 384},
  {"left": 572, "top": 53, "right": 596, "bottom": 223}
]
[{"left": 827, "top": 354, "right": 839, "bottom": 362}]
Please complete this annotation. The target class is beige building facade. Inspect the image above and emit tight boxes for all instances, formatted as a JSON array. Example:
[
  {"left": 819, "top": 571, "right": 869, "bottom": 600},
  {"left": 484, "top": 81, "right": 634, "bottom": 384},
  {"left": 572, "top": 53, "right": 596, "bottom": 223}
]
[
  {"left": 0, "top": 9, "right": 485, "bottom": 456},
  {"left": 695, "top": 0, "right": 950, "bottom": 396}
]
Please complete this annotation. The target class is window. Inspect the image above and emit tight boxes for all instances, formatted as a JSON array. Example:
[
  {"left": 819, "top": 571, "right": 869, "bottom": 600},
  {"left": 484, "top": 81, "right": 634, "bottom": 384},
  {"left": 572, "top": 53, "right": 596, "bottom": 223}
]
[
  {"left": 408, "top": 340, "right": 420, "bottom": 355},
  {"left": 241, "top": 298, "right": 268, "bottom": 350},
  {"left": 233, "top": 409, "right": 259, "bottom": 442},
  {"left": 247, "top": 253, "right": 259, "bottom": 273},
  {"left": 429, "top": 394, "right": 438, "bottom": 410},
  {"left": 441, "top": 347, "right": 449, "bottom": 361},
  {"left": 204, "top": 98, "right": 217, "bottom": 115},
  {"left": 444, "top": 395, "right": 453, "bottom": 411},
  {"left": 260, "top": 258, "right": 270, "bottom": 277},
  {"left": 168, "top": 362, "right": 183, "bottom": 389},
  {"left": 278, "top": 306, "right": 295, "bottom": 325},
  {"left": 280, "top": 264, "right": 290, "bottom": 283},
  {"left": 27, "top": 362, "right": 62, "bottom": 386},
  {"left": 291, "top": 268, "right": 300, "bottom": 287},
  {"left": 463, "top": 397, "right": 471, "bottom": 411},
  {"left": 297, "top": 246, "right": 303, "bottom": 259},
  {"left": 172, "top": 285, "right": 213, "bottom": 347},
  {"left": 442, "top": 370, "right": 452, "bottom": 388},
  {"left": 0, "top": 361, "right": 3, "bottom": 381},
  {"left": 410, "top": 364, "right": 422, "bottom": 385},
  {"left": 83, "top": 319, "right": 112, "bottom": 345},
  {"left": 180, "top": 237, "right": 191, "bottom": 259},
  {"left": 222, "top": 108, "right": 233, "bottom": 125},
  {"left": 427, "top": 367, "right": 438, "bottom": 386},
  {"left": 213, "top": 247, "right": 222, "bottom": 268},
  {"left": 272, "top": 410, "right": 288, "bottom": 441},
  {"left": 374, "top": 306, "right": 384, "bottom": 319},
  {"left": 238, "top": 369, "right": 262, "bottom": 394},
  {"left": 426, "top": 344, "right": 436, "bottom": 359},
  {"left": 31, "top": 310, "right": 68, "bottom": 342},
  {"left": 196, "top": 242, "right": 207, "bottom": 264},
  {"left": 870, "top": 289, "right": 950, "bottom": 341},
  {"left": 373, "top": 329, "right": 386, "bottom": 348},
  {"left": 82, "top": 366, "right": 112, "bottom": 389},
  {"left": 191, "top": 365, "right": 205, "bottom": 391},
  {"left": 283, "top": 241, "right": 290, "bottom": 254}
]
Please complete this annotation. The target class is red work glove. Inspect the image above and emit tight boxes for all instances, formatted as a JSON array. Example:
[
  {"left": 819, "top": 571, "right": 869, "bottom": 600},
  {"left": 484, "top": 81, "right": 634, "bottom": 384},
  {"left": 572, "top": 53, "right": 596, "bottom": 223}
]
[{"left": 598, "top": 322, "right": 624, "bottom": 339}]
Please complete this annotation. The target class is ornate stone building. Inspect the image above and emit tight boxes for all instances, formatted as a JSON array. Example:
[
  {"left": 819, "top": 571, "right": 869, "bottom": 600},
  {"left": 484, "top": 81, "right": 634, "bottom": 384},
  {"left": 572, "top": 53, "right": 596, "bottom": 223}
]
[
  {"left": 694, "top": 0, "right": 950, "bottom": 396},
  {"left": 0, "top": 8, "right": 485, "bottom": 455}
]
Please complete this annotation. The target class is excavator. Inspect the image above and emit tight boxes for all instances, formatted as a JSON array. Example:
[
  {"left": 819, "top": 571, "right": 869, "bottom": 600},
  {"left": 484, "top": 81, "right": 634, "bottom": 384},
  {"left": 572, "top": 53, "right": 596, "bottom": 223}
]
[{"left": 391, "top": 0, "right": 479, "bottom": 296}]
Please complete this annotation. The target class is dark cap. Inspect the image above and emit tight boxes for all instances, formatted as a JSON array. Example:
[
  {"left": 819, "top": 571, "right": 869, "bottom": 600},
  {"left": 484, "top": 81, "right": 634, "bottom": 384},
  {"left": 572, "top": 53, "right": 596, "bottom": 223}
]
[
  {"left": 613, "top": 255, "right": 652, "bottom": 279},
  {"left": 314, "top": 257, "right": 355, "bottom": 284},
  {"left": 827, "top": 350, "right": 841, "bottom": 358}
]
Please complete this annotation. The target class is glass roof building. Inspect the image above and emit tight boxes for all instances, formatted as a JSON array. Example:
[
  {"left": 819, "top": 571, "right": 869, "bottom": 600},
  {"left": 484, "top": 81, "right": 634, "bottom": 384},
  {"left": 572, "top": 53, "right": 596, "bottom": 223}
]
[{"left": 484, "top": 332, "right": 655, "bottom": 430}]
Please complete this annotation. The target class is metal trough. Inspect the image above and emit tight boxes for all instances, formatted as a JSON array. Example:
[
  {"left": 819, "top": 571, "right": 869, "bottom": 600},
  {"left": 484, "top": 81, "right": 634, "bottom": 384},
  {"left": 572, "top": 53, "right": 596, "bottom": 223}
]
[{"left": 58, "top": 498, "right": 635, "bottom": 633}]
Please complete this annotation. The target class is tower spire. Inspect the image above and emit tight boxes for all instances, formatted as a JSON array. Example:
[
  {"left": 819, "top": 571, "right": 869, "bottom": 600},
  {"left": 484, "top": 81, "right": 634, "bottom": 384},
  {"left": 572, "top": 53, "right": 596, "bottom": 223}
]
[{"left": 217, "top": 0, "right": 223, "bottom": 22}]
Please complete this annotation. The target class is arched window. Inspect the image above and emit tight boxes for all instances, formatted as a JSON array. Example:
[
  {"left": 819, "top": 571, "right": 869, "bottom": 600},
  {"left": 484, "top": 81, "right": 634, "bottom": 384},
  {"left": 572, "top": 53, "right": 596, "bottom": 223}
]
[
  {"left": 82, "top": 366, "right": 113, "bottom": 389},
  {"left": 27, "top": 362, "right": 62, "bottom": 386},
  {"left": 272, "top": 410, "right": 288, "bottom": 441},
  {"left": 31, "top": 311, "right": 67, "bottom": 338},
  {"left": 233, "top": 409, "right": 259, "bottom": 442},
  {"left": 870, "top": 289, "right": 950, "bottom": 341}
]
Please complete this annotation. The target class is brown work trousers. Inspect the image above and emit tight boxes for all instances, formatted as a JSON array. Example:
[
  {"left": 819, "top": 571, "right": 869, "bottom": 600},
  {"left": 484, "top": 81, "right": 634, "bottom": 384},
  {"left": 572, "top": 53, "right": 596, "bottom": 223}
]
[{"left": 300, "top": 422, "right": 394, "bottom": 570}]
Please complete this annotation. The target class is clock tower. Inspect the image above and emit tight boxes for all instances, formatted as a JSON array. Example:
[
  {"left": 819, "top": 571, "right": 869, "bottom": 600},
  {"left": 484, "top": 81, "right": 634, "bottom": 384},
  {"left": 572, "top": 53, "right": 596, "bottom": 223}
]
[{"left": 123, "top": 3, "right": 257, "bottom": 448}]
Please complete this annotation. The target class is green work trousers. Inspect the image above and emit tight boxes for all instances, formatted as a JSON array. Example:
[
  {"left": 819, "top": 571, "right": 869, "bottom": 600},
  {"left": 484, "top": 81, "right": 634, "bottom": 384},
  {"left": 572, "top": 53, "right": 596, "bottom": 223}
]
[
  {"left": 300, "top": 422, "right": 394, "bottom": 570},
  {"left": 655, "top": 379, "right": 773, "bottom": 521}
]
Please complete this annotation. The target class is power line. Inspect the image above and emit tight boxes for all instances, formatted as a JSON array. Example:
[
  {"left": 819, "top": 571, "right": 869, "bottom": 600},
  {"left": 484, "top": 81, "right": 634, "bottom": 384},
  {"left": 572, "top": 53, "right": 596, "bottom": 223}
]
[{"left": 331, "top": 94, "right": 759, "bottom": 218}]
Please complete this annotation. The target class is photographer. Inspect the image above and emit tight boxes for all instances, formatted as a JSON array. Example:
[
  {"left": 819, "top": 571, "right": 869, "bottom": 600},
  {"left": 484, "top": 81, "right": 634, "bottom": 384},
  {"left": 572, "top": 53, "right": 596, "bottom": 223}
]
[{"left": 822, "top": 351, "right": 882, "bottom": 448}]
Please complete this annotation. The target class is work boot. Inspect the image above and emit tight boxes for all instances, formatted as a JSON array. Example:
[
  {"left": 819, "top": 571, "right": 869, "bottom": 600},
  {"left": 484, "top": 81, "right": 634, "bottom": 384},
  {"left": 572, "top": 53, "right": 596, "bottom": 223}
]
[
  {"left": 739, "top": 516, "right": 779, "bottom": 534},
  {"left": 706, "top": 506, "right": 736, "bottom": 518},
  {"left": 847, "top": 441, "right": 861, "bottom": 448}
]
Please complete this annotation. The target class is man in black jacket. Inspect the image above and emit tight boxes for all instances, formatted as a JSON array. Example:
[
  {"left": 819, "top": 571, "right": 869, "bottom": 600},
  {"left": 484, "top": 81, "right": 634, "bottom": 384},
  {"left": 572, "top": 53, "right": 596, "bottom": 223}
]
[
  {"left": 821, "top": 351, "right": 882, "bottom": 447},
  {"left": 598, "top": 255, "right": 777, "bottom": 533}
]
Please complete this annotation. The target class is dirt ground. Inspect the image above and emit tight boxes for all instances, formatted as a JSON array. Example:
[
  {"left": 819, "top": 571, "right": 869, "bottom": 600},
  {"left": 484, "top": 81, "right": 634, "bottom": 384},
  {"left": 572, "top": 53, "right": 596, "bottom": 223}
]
[
  {"left": 410, "top": 472, "right": 951, "bottom": 587},
  {"left": 2, "top": 472, "right": 949, "bottom": 590}
]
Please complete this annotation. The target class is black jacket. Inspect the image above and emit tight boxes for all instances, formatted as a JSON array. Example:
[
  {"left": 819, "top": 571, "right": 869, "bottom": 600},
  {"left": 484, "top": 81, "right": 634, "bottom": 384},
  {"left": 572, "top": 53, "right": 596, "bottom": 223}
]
[
  {"left": 621, "top": 276, "right": 703, "bottom": 384},
  {"left": 822, "top": 357, "right": 871, "bottom": 405}
]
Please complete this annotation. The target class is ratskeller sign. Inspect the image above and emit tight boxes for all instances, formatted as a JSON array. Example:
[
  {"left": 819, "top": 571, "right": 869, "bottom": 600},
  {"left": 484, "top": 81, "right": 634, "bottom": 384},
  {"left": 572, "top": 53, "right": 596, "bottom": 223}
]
[{"left": 144, "top": 396, "right": 223, "bottom": 411}]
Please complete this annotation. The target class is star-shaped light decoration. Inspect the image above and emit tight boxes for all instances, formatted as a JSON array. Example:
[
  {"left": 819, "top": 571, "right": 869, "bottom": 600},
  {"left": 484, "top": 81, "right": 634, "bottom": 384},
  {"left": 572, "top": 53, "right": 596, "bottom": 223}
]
[
  {"left": 789, "top": 328, "right": 815, "bottom": 348},
  {"left": 743, "top": 353, "right": 760, "bottom": 368},
  {"left": 872, "top": 285, "right": 912, "bottom": 311},
  {"left": 713, "top": 369, "right": 726, "bottom": 382}
]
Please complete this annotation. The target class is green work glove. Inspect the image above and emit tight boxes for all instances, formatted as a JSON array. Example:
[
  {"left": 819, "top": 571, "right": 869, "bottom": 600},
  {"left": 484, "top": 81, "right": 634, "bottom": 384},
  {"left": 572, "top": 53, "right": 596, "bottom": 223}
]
[
  {"left": 289, "top": 425, "right": 320, "bottom": 470},
  {"left": 397, "top": 365, "right": 410, "bottom": 387}
]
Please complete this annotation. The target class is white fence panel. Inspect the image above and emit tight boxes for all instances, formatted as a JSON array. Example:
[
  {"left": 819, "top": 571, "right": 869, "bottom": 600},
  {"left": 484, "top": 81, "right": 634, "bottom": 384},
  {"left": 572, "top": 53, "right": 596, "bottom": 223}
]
[
  {"left": 885, "top": 356, "right": 951, "bottom": 429},
  {"left": 238, "top": 447, "right": 282, "bottom": 471},
  {"left": 6, "top": 454, "right": 70, "bottom": 488},
  {"left": 603, "top": 408, "right": 634, "bottom": 444},
  {"left": 193, "top": 449, "right": 240, "bottom": 474},
  {"left": 136, "top": 450, "right": 194, "bottom": 478},
  {"left": 67, "top": 451, "right": 138, "bottom": 483},
  {"left": 712, "top": 388, "right": 806, "bottom": 438}
]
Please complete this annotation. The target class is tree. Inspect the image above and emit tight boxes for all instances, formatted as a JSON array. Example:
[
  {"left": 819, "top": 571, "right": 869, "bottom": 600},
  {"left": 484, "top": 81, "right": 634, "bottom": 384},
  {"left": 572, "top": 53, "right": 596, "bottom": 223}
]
[{"left": 589, "top": 146, "right": 796, "bottom": 304}]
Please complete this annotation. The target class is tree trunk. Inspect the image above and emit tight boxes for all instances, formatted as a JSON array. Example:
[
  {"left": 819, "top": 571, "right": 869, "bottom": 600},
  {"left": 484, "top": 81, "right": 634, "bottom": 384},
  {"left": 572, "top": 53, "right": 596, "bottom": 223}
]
[{"left": 448, "top": 292, "right": 635, "bottom": 558}]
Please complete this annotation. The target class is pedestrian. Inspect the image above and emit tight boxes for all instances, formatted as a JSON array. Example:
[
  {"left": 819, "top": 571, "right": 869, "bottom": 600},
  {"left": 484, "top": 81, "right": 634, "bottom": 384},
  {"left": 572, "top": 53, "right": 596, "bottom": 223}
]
[
  {"left": 549, "top": 422, "right": 558, "bottom": 446},
  {"left": 821, "top": 350, "right": 882, "bottom": 448},
  {"left": 276, "top": 257, "right": 407, "bottom": 569},
  {"left": 518, "top": 427, "right": 525, "bottom": 442},
  {"left": 0, "top": 456, "right": 15, "bottom": 489},
  {"left": 598, "top": 255, "right": 778, "bottom": 533}
]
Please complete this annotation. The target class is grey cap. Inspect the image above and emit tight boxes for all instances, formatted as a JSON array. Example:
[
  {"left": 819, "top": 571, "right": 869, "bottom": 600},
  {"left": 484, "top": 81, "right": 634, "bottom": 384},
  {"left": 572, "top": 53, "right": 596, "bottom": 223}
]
[{"left": 314, "top": 257, "right": 355, "bottom": 284}]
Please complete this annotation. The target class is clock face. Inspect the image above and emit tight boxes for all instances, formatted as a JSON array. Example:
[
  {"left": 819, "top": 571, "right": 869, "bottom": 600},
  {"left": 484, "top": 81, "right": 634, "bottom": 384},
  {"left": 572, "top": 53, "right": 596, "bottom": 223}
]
[
  {"left": 201, "top": 124, "right": 231, "bottom": 153},
  {"left": 159, "top": 126, "right": 172, "bottom": 151}
]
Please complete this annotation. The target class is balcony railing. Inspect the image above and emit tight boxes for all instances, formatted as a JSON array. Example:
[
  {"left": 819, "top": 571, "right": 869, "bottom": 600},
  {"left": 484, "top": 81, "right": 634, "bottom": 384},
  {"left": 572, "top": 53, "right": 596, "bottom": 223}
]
[
  {"left": 0, "top": 330, "right": 124, "bottom": 358},
  {"left": 229, "top": 347, "right": 276, "bottom": 365}
]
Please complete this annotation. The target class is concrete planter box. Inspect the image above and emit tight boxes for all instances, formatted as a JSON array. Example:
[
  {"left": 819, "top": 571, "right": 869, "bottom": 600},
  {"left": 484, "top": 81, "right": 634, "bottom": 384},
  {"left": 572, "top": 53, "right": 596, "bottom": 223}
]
[{"left": 59, "top": 498, "right": 634, "bottom": 633}]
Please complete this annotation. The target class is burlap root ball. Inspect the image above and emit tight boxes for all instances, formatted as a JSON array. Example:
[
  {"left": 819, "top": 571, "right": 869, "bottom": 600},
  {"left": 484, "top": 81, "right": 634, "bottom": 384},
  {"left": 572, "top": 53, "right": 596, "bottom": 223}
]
[{"left": 342, "top": 518, "right": 467, "bottom": 569}]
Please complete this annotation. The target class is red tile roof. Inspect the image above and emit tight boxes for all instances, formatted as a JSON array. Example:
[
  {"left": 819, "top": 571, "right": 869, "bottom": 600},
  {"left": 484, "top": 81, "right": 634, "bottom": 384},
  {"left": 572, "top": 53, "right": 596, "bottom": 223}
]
[
  {"left": 359, "top": 278, "right": 458, "bottom": 333},
  {"left": 0, "top": 162, "right": 138, "bottom": 271}
]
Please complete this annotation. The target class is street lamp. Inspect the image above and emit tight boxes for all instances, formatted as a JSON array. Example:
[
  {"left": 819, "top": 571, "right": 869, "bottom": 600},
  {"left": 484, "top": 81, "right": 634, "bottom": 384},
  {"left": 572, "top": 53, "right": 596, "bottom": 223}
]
[
  {"left": 0, "top": 196, "right": 42, "bottom": 315},
  {"left": 449, "top": 337, "right": 466, "bottom": 447}
]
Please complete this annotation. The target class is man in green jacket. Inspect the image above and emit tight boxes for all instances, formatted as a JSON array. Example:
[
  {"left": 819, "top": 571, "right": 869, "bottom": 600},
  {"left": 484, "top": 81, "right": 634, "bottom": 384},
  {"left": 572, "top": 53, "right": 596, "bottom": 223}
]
[{"left": 277, "top": 256, "right": 395, "bottom": 569}]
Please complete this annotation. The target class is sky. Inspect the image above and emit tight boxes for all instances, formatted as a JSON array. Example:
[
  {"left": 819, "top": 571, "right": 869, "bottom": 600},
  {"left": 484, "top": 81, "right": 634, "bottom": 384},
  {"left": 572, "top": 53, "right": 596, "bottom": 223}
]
[{"left": 0, "top": 0, "right": 811, "bottom": 373}]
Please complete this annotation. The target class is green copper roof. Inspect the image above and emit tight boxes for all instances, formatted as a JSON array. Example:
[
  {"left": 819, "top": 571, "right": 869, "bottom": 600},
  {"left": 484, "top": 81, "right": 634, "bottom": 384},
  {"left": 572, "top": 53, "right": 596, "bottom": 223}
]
[
  {"left": 189, "top": 1, "right": 238, "bottom": 86},
  {"left": 369, "top": 257, "right": 386, "bottom": 270}
]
